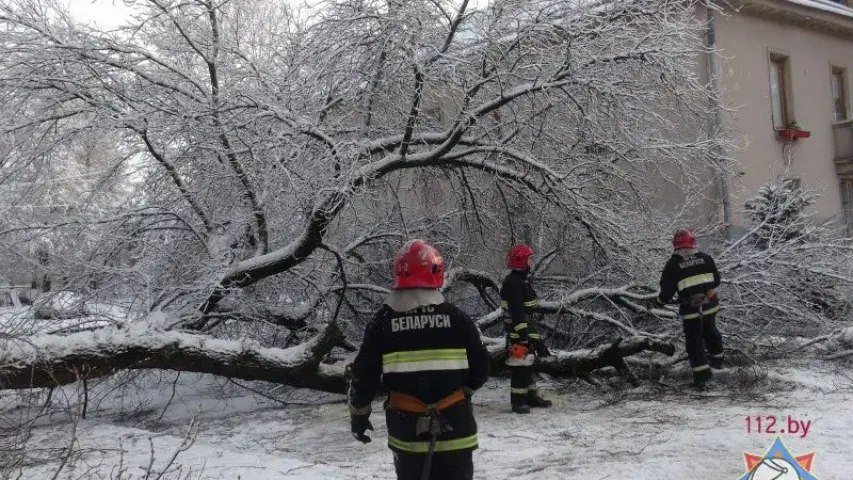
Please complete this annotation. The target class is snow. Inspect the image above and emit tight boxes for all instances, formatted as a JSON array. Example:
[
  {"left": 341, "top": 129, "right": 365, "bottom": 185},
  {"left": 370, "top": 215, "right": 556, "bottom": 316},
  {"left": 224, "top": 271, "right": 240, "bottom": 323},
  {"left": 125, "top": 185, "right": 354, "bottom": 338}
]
[
  {"left": 24, "top": 421, "right": 343, "bottom": 479},
  {"left": 836, "top": 327, "right": 853, "bottom": 346},
  {"left": 225, "top": 237, "right": 299, "bottom": 279},
  {"left": 39, "top": 291, "right": 86, "bottom": 312},
  {"left": 0, "top": 317, "right": 316, "bottom": 368},
  {"left": 9, "top": 361, "right": 853, "bottom": 479},
  {"left": 784, "top": 0, "right": 853, "bottom": 20},
  {"left": 0, "top": 300, "right": 130, "bottom": 336},
  {"left": 476, "top": 308, "right": 503, "bottom": 327}
]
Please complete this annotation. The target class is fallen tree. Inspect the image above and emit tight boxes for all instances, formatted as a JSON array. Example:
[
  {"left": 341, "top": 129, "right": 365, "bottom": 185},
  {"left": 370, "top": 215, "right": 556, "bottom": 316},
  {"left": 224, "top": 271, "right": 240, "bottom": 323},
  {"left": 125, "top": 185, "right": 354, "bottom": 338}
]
[
  {"left": 485, "top": 335, "right": 677, "bottom": 387},
  {"left": 475, "top": 282, "right": 676, "bottom": 336},
  {"left": 0, "top": 323, "right": 346, "bottom": 393},
  {"left": 0, "top": 323, "right": 676, "bottom": 395}
]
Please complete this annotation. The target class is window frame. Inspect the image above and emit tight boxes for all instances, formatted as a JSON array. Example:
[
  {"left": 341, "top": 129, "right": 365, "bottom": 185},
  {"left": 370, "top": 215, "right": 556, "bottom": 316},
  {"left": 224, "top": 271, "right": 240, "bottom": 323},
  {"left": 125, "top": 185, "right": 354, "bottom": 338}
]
[
  {"left": 841, "top": 179, "right": 853, "bottom": 236},
  {"left": 838, "top": 175, "right": 853, "bottom": 237},
  {"left": 768, "top": 51, "right": 794, "bottom": 129},
  {"left": 831, "top": 65, "right": 849, "bottom": 123}
]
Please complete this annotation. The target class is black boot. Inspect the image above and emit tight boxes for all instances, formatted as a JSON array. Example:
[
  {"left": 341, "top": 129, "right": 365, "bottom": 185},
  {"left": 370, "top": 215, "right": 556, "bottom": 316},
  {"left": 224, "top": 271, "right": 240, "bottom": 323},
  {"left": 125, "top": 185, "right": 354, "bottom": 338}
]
[
  {"left": 690, "top": 381, "right": 707, "bottom": 392},
  {"left": 691, "top": 367, "right": 712, "bottom": 390},
  {"left": 709, "top": 356, "right": 724, "bottom": 370},
  {"left": 512, "top": 403, "right": 531, "bottom": 414},
  {"left": 527, "top": 391, "right": 552, "bottom": 408}
]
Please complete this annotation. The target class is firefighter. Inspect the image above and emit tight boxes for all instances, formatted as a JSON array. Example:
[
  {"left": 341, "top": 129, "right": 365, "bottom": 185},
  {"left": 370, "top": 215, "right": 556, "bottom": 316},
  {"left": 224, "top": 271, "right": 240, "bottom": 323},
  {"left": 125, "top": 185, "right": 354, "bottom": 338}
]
[
  {"left": 500, "top": 243, "right": 553, "bottom": 414},
  {"left": 348, "top": 239, "right": 490, "bottom": 480},
  {"left": 657, "top": 229, "right": 725, "bottom": 390}
]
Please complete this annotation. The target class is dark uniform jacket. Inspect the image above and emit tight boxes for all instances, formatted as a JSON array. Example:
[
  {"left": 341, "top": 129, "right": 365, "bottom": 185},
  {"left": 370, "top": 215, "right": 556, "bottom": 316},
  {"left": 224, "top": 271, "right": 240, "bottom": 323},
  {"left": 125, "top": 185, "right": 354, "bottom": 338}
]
[
  {"left": 500, "top": 269, "right": 541, "bottom": 344},
  {"left": 348, "top": 302, "right": 490, "bottom": 455},
  {"left": 658, "top": 250, "right": 722, "bottom": 319}
]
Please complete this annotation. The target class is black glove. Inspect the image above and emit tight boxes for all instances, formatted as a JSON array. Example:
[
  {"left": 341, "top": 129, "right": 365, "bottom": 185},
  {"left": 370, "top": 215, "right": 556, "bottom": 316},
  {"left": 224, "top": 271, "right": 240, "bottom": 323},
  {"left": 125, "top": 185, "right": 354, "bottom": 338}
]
[
  {"left": 351, "top": 414, "right": 373, "bottom": 444},
  {"left": 533, "top": 340, "right": 552, "bottom": 358},
  {"left": 463, "top": 386, "right": 475, "bottom": 400}
]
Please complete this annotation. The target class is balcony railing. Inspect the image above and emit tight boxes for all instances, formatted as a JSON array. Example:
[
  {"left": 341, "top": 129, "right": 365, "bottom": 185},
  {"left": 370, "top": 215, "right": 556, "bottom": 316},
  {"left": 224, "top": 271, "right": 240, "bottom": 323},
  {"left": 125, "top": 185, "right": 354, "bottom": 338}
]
[{"left": 833, "top": 120, "right": 853, "bottom": 176}]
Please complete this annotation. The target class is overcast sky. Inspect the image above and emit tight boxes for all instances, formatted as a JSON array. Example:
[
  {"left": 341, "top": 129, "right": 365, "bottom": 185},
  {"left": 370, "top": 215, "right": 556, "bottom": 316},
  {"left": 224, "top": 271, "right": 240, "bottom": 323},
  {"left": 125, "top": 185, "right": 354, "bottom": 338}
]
[
  {"left": 64, "top": 0, "right": 136, "bottom": 28},
  {"left": 64, "top": 0, "right": 493, "bottom": 29}
]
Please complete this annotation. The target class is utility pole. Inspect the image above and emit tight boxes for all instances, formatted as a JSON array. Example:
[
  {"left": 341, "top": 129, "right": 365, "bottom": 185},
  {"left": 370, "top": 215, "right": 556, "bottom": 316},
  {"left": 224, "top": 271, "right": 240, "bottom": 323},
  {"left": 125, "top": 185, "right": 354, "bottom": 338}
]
[{"left": 706, "top": 0, "right": 733, "bottom": 241}]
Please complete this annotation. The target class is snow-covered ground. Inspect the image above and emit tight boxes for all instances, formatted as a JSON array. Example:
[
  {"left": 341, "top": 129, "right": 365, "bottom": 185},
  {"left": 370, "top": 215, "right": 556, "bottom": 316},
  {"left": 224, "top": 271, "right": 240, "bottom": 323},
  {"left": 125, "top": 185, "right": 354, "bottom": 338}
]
[
  {"left": 0, "top": 297, "right": 132, "bottom": 336},
  {"left": 9, "top": 359, "right": 853, "bottom": 480}
]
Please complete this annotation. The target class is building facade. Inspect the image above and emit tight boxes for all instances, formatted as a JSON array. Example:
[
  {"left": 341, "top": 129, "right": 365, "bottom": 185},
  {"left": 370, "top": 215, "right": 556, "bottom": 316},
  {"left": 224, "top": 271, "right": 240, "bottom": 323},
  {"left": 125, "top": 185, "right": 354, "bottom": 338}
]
[{"left": 710, "top": 0, "right": 853, "bottom": 233}]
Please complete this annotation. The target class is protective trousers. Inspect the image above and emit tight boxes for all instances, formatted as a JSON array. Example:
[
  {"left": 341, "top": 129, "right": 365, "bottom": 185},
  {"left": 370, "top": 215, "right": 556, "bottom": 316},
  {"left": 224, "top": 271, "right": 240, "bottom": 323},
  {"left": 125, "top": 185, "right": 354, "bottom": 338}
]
[
  {"left": 682, "top": 312, "right": 724, "bottom": 384},
  {"left": 393, "top": 450, "right": 473, "bottom": 480},
  {"left": 510, "top": 366, "right": 536, "bottom": 406}
]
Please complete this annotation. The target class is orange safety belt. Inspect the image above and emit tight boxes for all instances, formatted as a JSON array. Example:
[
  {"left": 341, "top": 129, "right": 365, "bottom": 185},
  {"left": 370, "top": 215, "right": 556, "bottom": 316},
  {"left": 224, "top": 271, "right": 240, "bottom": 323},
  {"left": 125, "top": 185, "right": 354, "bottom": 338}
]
[{"left": 388, "top": 388, "right": 466, "bottom": 413}]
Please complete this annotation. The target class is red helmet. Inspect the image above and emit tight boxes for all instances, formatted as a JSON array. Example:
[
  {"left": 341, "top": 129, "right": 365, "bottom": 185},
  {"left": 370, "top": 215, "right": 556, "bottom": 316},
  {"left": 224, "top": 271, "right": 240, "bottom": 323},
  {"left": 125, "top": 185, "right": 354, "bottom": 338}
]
[
  {"left": 672, "top": 229, "right": 696, "bottom": 250},
  {"left": 507, "top": 243, "right": 534, "bottom": 269},
  {"left": 392, "top": 239, "right": 445, "bottom": 289}
]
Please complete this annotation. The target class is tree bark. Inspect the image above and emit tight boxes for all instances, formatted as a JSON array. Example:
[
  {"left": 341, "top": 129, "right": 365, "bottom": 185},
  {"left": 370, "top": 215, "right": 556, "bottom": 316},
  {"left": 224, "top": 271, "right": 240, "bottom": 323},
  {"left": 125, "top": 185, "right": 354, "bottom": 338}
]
[
  {"left": 486, "top": 336, "right": 677, "bottom": 387},
  {"left": 0, "top": 323, "right": 344, "bottom": 393},
  {"left": 0, "top": 328, "right": 673, "bottom": 394}
]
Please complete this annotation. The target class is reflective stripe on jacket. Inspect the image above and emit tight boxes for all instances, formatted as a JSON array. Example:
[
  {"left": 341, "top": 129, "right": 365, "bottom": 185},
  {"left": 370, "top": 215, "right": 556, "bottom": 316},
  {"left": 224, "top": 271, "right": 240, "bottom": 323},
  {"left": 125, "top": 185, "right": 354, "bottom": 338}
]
[
  {"left": 658, "top": 250, "right": 722, "bottom": 319},
  {"left": 347, "top": 302, "right": 490, "bottom": 454},
  {"left": 500, "top": 269, "right": 541, "bottom": 343}
]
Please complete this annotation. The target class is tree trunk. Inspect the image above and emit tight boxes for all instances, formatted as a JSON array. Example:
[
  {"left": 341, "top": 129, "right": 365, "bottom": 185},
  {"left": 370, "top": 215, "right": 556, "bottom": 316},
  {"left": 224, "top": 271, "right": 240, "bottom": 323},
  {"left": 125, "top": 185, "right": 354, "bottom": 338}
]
[
  {"left": 486, "top": 336, "right": 677, "bottom": 387},
  {"left": 0, "top": 328, "right": 674, "bottom": 394},
  {"left": 0, "top": 323, "right": 345, "bottom": 393}
]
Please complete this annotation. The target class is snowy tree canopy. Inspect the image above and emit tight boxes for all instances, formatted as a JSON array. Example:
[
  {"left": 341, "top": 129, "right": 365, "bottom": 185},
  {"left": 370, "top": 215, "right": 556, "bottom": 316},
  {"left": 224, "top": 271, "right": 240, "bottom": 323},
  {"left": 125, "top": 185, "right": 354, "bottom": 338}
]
[
  {"left": 0, "top": 0, "right": 850, "bottom": 412},
  {"left": 0, "top": 0, "right": 729, "bottom": 331},
  {"left": 3, "top": 2, "right": 853, "bottom": 478}
]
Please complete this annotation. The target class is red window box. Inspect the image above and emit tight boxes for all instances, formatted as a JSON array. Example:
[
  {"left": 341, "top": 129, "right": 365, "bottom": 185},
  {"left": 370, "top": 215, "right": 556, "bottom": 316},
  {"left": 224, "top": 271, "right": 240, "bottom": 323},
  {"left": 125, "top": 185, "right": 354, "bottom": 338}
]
[{"left": 776, "top": 128, "right": 811, "bottom": 140}]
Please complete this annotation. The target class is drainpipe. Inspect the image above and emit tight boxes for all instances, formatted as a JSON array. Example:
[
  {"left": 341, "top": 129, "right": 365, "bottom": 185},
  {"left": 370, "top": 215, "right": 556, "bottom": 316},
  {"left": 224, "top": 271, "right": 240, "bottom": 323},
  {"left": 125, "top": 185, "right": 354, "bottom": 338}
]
[{"left": 705, "top": 0, "right": 733, "bottom": 241}]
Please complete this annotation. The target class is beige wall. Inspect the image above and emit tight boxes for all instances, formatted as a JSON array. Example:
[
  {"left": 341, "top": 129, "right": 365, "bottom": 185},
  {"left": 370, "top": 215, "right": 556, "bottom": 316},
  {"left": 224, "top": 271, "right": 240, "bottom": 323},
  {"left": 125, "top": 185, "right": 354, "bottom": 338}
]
[
  {"left": 714, "top": 6, "right": 853, "bottom": 226},
  {"left": 412, "top": 2, "right": 853, "bottom": 239}
]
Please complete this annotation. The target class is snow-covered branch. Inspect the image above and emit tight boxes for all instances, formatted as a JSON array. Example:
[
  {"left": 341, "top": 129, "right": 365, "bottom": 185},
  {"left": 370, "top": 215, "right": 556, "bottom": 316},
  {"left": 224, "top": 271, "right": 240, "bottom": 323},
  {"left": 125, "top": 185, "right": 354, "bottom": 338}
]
[
  {"left": 477, "top": 284, "right": 675, "bottom": 330},
  {"left": 0, "top": 321, "right": 344, "bottom": 392},
  {"left": 0, "top": 326, "right": 675, "bottom": 394}
]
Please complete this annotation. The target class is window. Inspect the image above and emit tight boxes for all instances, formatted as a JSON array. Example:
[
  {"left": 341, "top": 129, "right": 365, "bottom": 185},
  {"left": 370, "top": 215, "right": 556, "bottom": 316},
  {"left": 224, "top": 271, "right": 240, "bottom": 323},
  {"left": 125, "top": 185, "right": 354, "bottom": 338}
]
[
  {"left": 831, "top": 66, "right": 848, "bottom": 122},
  {"left": 842, "top": 180, "right": 853, "bottom": 235},
  {"left": 769, "top": 54, "right": 792, "bottom": 129}
]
